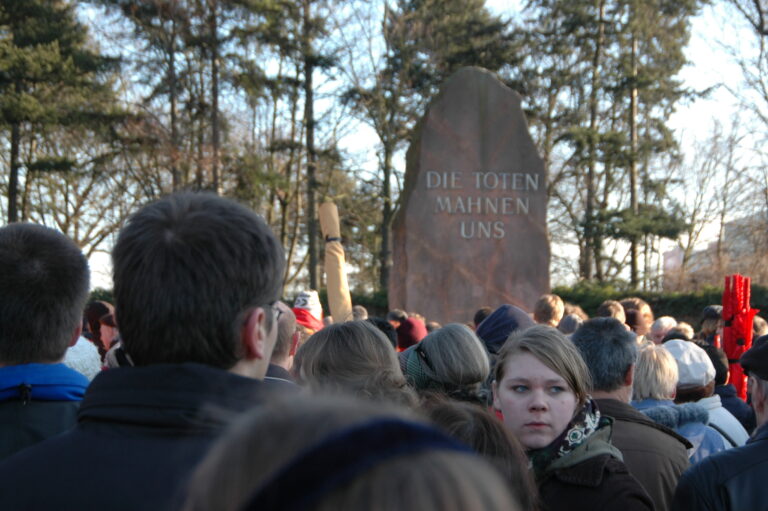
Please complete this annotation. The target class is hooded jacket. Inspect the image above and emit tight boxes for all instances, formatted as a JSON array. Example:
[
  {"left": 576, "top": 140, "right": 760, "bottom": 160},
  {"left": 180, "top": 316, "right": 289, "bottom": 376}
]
[
  {"left": 634, "top": 399, "right": 729, "bottom": 463},
  {"left": 537, "top": 419, "right": 654, "bottom": 511},
  {"left": 0, "top": 363, "right": 89, "bottom": 460},
  {"left": 0, "top": 363, "right": 268, "bottom": 511},
  {"left": 696, "top": 394, "right": 749, "bottom": 447},
  {"left": 714, "top": 383, "right": 756, "bottom": 433}
]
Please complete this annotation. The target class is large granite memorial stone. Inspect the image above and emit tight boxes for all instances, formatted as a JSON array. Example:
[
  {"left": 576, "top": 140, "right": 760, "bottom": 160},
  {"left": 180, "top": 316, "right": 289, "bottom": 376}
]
[{"left": 389, "top": 67, "right": 549, "bottom": 325}]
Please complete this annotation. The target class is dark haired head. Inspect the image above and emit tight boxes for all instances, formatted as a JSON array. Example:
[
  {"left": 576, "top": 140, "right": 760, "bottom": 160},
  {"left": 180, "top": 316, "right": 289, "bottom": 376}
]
[
  {"left": 366, "top": 317, "right": 397, "bottom": 349},
  {"left": 112, "top": 192, "right": 284, "bottom": 368},
  {"left": 571, "top": 317, "right": 637, "bottom": 392},
  {"left": 0, "top": 224, "right": 89, "bottom": 364},
  {"left": 387, "top": 309, "right": 408, "bottom": 324},
  {"left": 473, "top": 307, "right": 493, "bottom": 328},
  {"left": 699, "top": 342, "right": 729, "bottom": 386}
]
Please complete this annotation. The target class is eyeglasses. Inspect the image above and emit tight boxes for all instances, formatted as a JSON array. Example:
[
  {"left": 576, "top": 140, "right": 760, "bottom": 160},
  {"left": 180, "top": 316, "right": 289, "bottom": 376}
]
[{"left": 270, "top": 301, "right": 283, "bottom": 322}]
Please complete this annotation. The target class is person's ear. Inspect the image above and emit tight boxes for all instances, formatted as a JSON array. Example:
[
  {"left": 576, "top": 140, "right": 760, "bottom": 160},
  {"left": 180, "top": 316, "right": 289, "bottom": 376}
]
[
  {"left": 492, "top": 381, "right": 500, "bottom": 411},
  {"left": 68, "top": 323, "right": 83, "bottom": 348},
  {"left": 289, "top": 330, "right": 300, "bottom": 356},
  {"left": 241, "top": 307, "right": 269, "bottom": 361},
  {"left": 624, "top": 364, "right": 634, "bottom": 387}
]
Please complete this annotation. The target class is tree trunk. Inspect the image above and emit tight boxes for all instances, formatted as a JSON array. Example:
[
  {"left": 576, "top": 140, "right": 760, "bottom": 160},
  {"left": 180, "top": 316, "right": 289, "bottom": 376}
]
[
  {"left": 170, "top": 15, "right": 180, "bottom": 190},
  {"left": 209, "top": 0, "right": 220, "bottom": 194},
  {"left": 303, "top": 0, "right": 318, "bottom": 290},
  {"left": 8, "top": 121, "right": 20, "bottom": 223},
  {"left": 584, "top": 0, "right": 605, "bottom": 280},
  {"left": 379, "top": 141, "right": 393, "bottom": 290},
  {"left": 629, "top": 31, "right": 639, "bottom": 287}
]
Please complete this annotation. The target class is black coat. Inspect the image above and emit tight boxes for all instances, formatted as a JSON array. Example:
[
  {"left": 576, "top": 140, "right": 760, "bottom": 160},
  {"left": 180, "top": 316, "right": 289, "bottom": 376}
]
[
  {"left": 0, "top": 363, "right": 269, "bottom": 511},
  {"left": 672, "top": 422, "right": 768, "bottom": 511}
]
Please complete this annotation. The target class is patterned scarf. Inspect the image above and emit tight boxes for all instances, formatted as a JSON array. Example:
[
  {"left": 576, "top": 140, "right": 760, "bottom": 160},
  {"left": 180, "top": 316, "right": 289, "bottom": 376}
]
[{"left": 527, "top": 398, "right": 606, "bottom": 481}]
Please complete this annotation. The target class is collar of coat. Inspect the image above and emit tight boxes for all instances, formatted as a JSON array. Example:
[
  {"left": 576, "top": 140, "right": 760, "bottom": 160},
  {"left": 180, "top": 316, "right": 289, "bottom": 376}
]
[
  {"left": 595, "top": 398, "right": 693, "bottom": 449},
  {"left": 78, "top": 362, "right": 265, "bottom": 432}
]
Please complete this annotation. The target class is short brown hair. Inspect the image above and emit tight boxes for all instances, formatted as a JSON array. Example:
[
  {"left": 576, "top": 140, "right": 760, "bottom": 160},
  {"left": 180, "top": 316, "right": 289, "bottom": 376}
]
[
  {"left": 294, "top": 321, "right": 416, "bottom": 407},
  {"left": 596, "top": 300, "right": 626, "bottom": 323},
  {"left": 494, "top": 325, "right": 591, "bottom": 406},
  {"left": 533, "top": 294, "right": 564, "bottom": 326}
]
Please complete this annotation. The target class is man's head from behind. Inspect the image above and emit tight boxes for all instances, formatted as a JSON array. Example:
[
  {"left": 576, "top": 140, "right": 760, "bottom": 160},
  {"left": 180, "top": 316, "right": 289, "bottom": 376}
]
[
  {"left": 533, "top": 294, "right": 564, "bottom": 327},
  {"left": 571, "top": 317, "right": 637, "bottom": 400},
  {"left": 741, "top": 341, "right": 768, "bottom": 427},
  {"left": 112, "top": 192, "right": 284, "bottom": 370},
  {"left": 0, "top": 224, "right": 89, "bottom": 365},
  {"left": 271, "top": 302, "right": 297, "bottom": 370}
]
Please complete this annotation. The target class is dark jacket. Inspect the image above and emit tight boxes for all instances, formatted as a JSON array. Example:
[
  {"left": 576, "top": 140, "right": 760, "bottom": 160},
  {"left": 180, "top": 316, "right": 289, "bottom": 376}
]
[
  {"left": 0, "top": 363, "right": 268, "bottom": 511},
  {"left": 672, "top": 422, "right": 768, "bottom": 511},
  {"left": 595, "top": 399, "right": 690, "bottom": 511},
  {"left": 0, "top": 363, "right": 88, "bottom": 460},
  {"left": 537, "top": 420, "right": 655, "bottom": 511},
  {"left": 715, "top": 384, "right": 756, "bottom": 434}
]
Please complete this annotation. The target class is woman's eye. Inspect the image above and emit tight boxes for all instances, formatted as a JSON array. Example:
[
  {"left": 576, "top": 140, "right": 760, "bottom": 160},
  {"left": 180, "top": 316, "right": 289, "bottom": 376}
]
[
  {"left": 549, "top": 386, "right": 565, "bottom": 394},
  {"left": 511, "top": 385, "right": 528, "bottom": 393}
]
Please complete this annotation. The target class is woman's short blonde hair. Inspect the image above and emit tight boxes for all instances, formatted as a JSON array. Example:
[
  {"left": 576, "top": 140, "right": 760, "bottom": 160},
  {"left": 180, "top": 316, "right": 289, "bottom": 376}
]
[
  {"left": 293, "top": 320, "right": 416, "bottom": 407},
  {"left": 494, "top": 325, "right": 591, "bottom": 406},
  {"left": 182, "top": 395, "right": 520, "bottom": 511},
  {"left": 633, "top": 345, "right": 678, "bottom": 401}
]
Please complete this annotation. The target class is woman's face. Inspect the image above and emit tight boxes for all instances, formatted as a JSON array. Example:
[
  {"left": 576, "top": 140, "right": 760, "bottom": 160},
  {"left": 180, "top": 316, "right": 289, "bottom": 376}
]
[{"left": 493, "top": 352, "right": 578, "bottom": 450}]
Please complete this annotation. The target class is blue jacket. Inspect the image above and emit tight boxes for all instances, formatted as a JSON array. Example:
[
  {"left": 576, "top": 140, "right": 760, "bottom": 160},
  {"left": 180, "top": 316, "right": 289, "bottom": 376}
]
[
  {"left": 672, "top": 422, "right": 768, "bottom": 511},
  {"left": 633, "top": 399, "right": 729, "bottom": 463},
  {"left": 715, "top": 384, "right": 756, "bottom": 434},
  {"left": 0, "top": 363, "right": 88, "bottom": 460}
]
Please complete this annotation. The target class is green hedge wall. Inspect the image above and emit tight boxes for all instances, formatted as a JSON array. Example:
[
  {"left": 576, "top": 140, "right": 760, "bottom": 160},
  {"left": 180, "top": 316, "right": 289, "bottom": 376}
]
[{"left": 553, "top": 281, "right": 768, "bottom": 326}]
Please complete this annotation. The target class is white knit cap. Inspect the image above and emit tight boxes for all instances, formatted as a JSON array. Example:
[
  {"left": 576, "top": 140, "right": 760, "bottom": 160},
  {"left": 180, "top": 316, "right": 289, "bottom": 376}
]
[
  {"left": 664, "top": 339, "right": 715, "bottom": 386},
  {"left": 294, "top": 290, "right": 322, "bottom": 320}
]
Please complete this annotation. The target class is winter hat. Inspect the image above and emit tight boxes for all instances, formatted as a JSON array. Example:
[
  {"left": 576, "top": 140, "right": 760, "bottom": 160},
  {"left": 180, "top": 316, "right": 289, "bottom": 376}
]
[
  {"left": 664, "top": 339, "right": 716, "bottom": 386},
  {"left": 702, "top": 305, "right": 723, "bottom": 321},
  {"left": 740, "top": 338, "right": 768, "bottom": 380},
  {"left": 294, "top": 290, "right": 322, "bottom": 319},
  {"left": 293, "top": 290, "right": 323, "bottom": 332},
  {"left": 475, "top": 304, "right": 535, "bottom": 354},
  {"left": 396, "top": 317, "right": 427, "bottom": 351}
]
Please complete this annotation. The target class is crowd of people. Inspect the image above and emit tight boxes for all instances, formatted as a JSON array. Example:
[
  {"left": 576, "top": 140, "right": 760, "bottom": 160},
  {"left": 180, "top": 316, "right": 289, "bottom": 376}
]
[{"left": 0, "top": 191, "right": 766, "bottom": 510}]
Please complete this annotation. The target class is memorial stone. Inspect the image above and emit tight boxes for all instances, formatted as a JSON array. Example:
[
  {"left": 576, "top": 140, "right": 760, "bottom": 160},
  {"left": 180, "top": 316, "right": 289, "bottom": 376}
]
[{"left": 389, "top": 67, "right": 549, "bottom": 325}]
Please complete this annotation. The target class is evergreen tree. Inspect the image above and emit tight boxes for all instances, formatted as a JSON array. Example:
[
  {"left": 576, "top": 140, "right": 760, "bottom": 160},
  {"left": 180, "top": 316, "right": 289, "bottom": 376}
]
[
  {"left": 0, "top": 0, "right": 121, "bottom": 223},
  {"left": 511, "top": 0, "right": 702, "bottom": 286}
]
